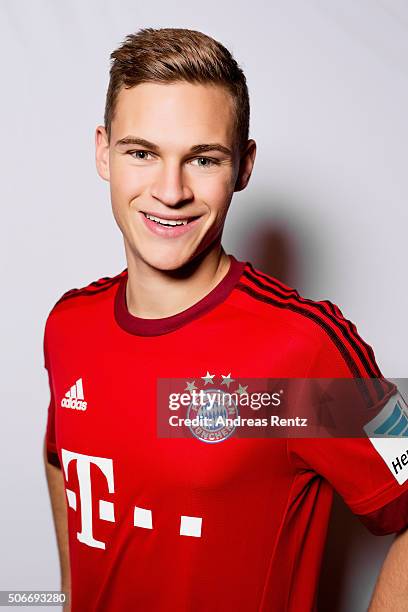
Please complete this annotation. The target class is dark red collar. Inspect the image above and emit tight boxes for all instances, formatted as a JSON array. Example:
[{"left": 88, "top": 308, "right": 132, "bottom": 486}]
[{"left": 114, "top": 254, "right": 246, "bottom": 336}]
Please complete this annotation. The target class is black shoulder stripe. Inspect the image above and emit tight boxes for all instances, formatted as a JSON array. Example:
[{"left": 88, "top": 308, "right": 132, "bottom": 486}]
[
  {"left": 236, "top": 281, "right": 386, "bottom": 404},
  {"left": 246, "top": 261, "right": 298, "bottom": 295},
  {"left": 54, "top": 273, "right": 125, "bottom": 308},
  {"left": 242, "top": 268, "right": 381, "bottom": 380}
]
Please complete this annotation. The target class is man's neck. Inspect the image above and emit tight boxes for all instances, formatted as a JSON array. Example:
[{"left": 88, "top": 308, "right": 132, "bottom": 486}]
[{"left": 124, "top": 244, "right": 231, "bottom": 320}]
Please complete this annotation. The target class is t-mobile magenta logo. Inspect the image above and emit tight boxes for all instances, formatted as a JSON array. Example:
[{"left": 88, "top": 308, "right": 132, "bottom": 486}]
[
  {"left": 61, "top": 449, "right": 115, "bottom": 549},
  {"left": 61, "top": 448, "right": 202, "bottom": 550}
]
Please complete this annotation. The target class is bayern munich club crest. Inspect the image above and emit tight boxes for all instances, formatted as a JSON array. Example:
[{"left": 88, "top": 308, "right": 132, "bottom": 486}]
[{"left": 185, "top": 372, "right": 240, "bottom": 443}]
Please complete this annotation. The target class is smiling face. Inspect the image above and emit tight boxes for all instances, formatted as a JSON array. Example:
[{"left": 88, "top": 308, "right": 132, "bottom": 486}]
[{"left": 96, "top": 81, "right": 255, "bottom": 271}]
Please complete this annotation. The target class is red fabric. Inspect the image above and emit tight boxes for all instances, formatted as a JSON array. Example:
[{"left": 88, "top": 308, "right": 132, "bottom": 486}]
[
  {"left": 43, "top": 256, "right": 408, "bottom": 611},
  {"left": 356, "top": 488, "right": 408, "bottom": 535}
]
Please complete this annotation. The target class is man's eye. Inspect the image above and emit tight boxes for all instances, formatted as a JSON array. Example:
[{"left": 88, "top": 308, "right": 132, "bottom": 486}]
[
  {"left": 128, "top": 150, "right": 154, "bottom": 160},
  {"left": 191, "top": 157, "right": 219, "bottom": 168},
  {"left": 127, "top": 151, "right": 219, "bottom": 167}
]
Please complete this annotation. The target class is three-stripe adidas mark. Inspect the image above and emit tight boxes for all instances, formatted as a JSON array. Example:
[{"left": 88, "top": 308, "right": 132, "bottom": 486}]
[{"left": 61, "top": 378, "right": 88, "bottom": 411}]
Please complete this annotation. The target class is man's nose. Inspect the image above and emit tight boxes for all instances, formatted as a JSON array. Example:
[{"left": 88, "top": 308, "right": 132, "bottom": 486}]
[{"left": 150, "top": 161, "right": 193, "bottom": 207}]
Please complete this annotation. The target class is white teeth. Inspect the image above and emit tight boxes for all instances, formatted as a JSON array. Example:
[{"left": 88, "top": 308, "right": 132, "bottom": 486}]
[{"left": 145, "top": 213, "right": 188, "bottom": 226}]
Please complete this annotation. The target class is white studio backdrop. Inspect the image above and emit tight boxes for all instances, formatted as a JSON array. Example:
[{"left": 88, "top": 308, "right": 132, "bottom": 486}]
[{"left": 1, "top": 1, "right": 407, "bottom": 610}]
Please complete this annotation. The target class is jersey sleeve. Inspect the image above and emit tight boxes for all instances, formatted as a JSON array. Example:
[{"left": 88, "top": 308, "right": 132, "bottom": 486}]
[
  {"left": 287, "top": 310, "right": 408, "bottom": 536},
  {"left": 43, "top": 317, "right": 61, "bottom": 468}
]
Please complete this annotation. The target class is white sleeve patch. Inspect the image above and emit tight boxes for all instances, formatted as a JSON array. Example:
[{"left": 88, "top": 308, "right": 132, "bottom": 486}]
[{"left": 363, "top": 392, "right": 408, "bottom": 485}]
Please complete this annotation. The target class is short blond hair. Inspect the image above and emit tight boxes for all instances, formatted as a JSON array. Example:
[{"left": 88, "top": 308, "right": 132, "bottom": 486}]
[{"left": 104, "top": 27, "right": 250, "bottom": 155}]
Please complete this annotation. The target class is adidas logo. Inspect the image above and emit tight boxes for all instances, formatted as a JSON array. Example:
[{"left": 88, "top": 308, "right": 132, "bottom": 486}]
[{"left": 61, "top": 378, "right": 88, "bottom": 411}]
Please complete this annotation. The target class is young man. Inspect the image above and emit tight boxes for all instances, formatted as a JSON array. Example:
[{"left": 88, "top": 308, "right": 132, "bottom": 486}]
[{"left": 43, "top": 28, "right": 408, "bottom": 611}]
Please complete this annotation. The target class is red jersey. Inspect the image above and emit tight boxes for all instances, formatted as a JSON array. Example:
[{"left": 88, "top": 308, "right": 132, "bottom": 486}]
[{"left": 43, "top": 255, "right": 408, "bottom": 611}]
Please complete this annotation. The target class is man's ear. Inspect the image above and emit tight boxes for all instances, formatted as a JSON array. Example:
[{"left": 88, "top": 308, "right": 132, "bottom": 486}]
[
  {"left": 234, "top": 139, "right": 257, "bottom": 192},
  {"left": 95, "top": 125, "right": 110, "bottom": 182}
]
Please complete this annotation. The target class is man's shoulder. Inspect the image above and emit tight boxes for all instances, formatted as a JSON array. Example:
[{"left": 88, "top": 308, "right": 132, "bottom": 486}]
[
  {"left": 42, "top": 268, "right": 127, "bottom": 369},
  {"left": 45, "top": 268, "right": 127, "bottom": 324},
  {"left": 237, "top": 260, "right": 381, "bottom": 376},
  {"left": 238, "top": 260, "right": 348, "bottom": 336}
]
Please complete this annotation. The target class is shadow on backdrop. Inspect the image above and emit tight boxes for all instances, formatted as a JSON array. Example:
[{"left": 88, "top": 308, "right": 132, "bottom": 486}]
[
  {"left": 246, "top": 224, "right": 295, "bottom": 284},
  {"left": 235, "top": 218, "right": 391, "bottom": 611}
]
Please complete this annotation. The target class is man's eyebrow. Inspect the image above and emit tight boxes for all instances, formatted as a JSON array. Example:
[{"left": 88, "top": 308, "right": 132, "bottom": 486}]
[
  {"left": 115, "top": 137, "right": 158, "bottom": 149},
  {"left": 189, "top": 143, "right": 232, "bottom": 156},
  {"left": 114, "top": 136, "right": 232, "bottom": 156}
]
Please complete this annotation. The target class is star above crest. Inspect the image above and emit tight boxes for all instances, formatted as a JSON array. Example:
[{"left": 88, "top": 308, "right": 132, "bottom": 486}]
[
  {"left": 236, "top": 384, "right": 248, "bottom": 395},
  {"left": 185, "top": 380, "right": 198, "bottom": 392},
  {"left": 221, "top": 373, "right": 235, "bottom": 388},
  {"left": 201, "top": 371, "right": 215, "bottom": 385}
]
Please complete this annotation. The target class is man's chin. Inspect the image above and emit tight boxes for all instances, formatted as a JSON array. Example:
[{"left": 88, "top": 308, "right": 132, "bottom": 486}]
[
  {"left": 139, "top": 249, "right": 197, "bottom": 273},
  {"left": 126, "top": 235, "right": 219, "bottom": 273}
]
